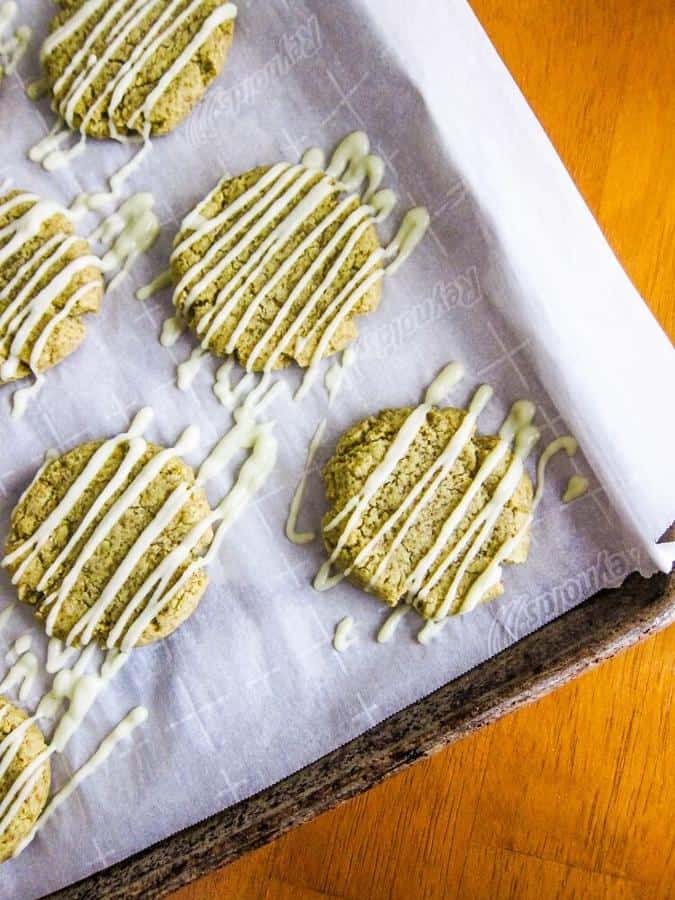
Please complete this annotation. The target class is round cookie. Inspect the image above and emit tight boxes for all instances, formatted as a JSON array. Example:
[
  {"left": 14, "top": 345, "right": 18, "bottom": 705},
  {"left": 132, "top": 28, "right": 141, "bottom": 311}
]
[
  {"left": 321, "top": 406, "right": 534, "bottom": 620},
  {"left": 41, "top": 0, "right": 237, "bottom": 140},
  {"left": 171, "top": 162, "right": 384, "bottom": 372},
  {"left": 3, "top": 437, "right": 213, "bottom": 649},
  {"left": 0, "top": 190, "right": 103, "bottom": 384},
  {"left": 0, "top": 696, "right": 51, "bottom": 863}
]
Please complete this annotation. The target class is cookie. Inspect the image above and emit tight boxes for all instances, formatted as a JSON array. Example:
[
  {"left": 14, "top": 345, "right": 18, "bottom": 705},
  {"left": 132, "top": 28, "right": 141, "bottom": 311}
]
[
  {"left": 0, "top": 189, "right": 103, "bottom": 384},
  {"left": 171, "top": 160, "right": 385, "bottom": 373},
  {"left": 320, "top": 405, "right": 534, "bottom": 620},
  {"left": 41, "top": 0, "right": 237, "bottom": 140},
  {"left": 0, "top": 697, "right": 51, "bottom": 863},
  {"left": 2, "top": 424, "right": 213, "bottom": 650}
]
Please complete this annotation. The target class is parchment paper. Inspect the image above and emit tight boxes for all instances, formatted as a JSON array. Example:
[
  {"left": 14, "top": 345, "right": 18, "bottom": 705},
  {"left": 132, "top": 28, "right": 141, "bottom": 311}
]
[{"left": 1, "top": 2, "right": 674, "bottom": 896}]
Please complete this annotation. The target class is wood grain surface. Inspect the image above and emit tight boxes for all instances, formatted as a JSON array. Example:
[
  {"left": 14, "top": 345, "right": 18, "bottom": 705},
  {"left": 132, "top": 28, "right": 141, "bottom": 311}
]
[{"left": 171, "top": 1, "right": 675, "bottom": 898}]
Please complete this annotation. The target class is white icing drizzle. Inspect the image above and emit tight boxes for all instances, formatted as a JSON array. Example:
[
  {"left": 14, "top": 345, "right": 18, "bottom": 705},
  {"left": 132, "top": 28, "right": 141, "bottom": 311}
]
[
  {"left": 11, "top": 374, "right": 45, "bottom": 419},
  {"left": 0, "top": 708, "right": 35, "bottom": 785},
  {"left": 12, "top": 635, "right": 30, "bottom": 656},
  {"left": 384, "top": 208, "right": 431, "bottom": 276},
  {"left": 28, "top": 123, "right": 76, "bottom": 171},
  {"left": 286, "top": 419, "right": 326, "bottom": 545},
  {"left": 324, "top": 346, "right": 357, "bottom": 406},
  {"left": 44, "top": 425, "right": 200, "bottom": 649},
  {"left": 0, "top": 645, "right": 130, "bottom": 850},
  {"left": 422, "top": 425, "right": 539, "bottom": 620},
  {"left": 171, "top": 132, "right": 427, "bottom": 400},
  {"left": 213, "top": 357, "right": 251, "bottom": 408},
  {"left": 130, "top": 3, "right": 238, "bottom": 131},
  {"left": 106, "top": 415, "right": 277, "bottom": 652},
  {"left": 286, "top": 345, "right": 358, "bottom": 546},
  {"left": 0, "top": 1, "right": 30, "bottom": 78},
  {"left": 91, "top": 192, "right": 160, "bottom": 290},
  {"left": 377, "top": 605, "right": 409, "bottom": 644},
  {"left": 2, "top": 405, "right": 277, "bottom": 653},
  {"left": 12, "top": 705, "right": 148, "bottom": 858},
  {"left": 136, "top": 268, "right": 172, "bottom": 301},
  {"left": 416, "top": 619, "right": 444, "bottom": 645},
  {"left": 454, "top": 435, "right": 578, "bottom": 616},
  {"left": 70, "top": 143, "right": 154, "bottom": 217},
  {"left": 316, "top": 402, "right": 437, "bottom": 592},
  {"left": 563, "top": 474, "right": 589, "bottom": 503},
  {"left": 34, "top": 0, "right": 237, "bottom": 169},
  {"left": 3, "top": 407, "right": 155, "bottom": 579},
  {"left": 0, "top": 635, "right": 38, "bottom": 701},
  {"left": 177, "top": 346, "right": 207, "bottom": 389},
  {"left": 313, "top": 367, "right": 554, "bottom": 624},
  {"left": 332, "top": 616, "right": 356, "bottom": 652},
  {"left": 301, "top": 148, "right": 326, "bottom": 170},
  {"left": 46, "top": 638, "right": 78, "bottom": 676},
  {"left": 0, "top": 192, "right": 102, "bottom": 417},
  {"left": 424, "top": 361, "right": 465, "bottom": 405},
  {"left": 0, "top": 602, "right": 15, "bottom": 631},
  {"left": 161, "top": 315, "right": 185, "bottom": 348}
]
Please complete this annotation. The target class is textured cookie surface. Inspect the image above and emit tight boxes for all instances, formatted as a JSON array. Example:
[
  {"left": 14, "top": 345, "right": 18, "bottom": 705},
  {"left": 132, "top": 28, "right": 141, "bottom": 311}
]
[
  {"left": 322, "top": 407, "right": 533, "bottom": 620},
  {"left": 4, "top": 439, "right": 212, "bottom": 648},
  {"left": 0, "top": 697, "right": 51, "bottom": 862},
  {"left": 171, "top": 163, "right": 384, "bottom": 371},
  {"left": 0, "top": 190, "right": 103, "bottom": 383},
  {"left": 42, "top": 0, "right": 236, "bottom": 139}
]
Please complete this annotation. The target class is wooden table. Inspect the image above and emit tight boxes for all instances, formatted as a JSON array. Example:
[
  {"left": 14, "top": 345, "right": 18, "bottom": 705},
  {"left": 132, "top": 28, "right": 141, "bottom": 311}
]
[{"left": 172, "top": 1, "right": 675, "bottom": 897}]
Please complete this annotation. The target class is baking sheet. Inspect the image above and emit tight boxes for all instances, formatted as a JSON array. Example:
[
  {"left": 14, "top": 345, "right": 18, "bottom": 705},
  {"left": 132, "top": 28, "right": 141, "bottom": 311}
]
[{"left": 1, "top": 1, "right": 674, "bottom": 897}]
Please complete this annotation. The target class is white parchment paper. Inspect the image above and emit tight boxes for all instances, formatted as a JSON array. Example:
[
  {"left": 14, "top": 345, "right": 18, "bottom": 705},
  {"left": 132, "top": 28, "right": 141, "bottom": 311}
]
[{"left": 1, "top": 1, "right": 674, "bottom": 896}]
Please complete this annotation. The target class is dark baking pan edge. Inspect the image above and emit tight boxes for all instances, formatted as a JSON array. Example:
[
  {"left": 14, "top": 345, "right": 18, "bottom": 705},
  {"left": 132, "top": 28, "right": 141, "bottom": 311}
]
[{"left": 45, "top": 569, "right": 675, "bottom": 900}]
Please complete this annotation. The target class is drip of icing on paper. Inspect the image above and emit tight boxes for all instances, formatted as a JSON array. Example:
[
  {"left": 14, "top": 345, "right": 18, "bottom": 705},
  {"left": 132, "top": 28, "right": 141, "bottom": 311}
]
[
  {"left": 424, "top": 361, "right": 465, "bottom": 405},
  {"left": 563, "top": 474, "right": 589, "bottom": 503},
  {"left": 69, "top": 143, "right": 154, "bottom": 216},
  {"left": 287, "top": 346, "right": 358, "bottom": 545},
  {"left": 377, "top": 605, "right": 409, "bottom": 644},
  {"left": 416, "top": 619, "right": 444, "bottom": 645},
  {"left": 90, "top": 192, "right": 160, "bottom": 289},
  {"left": 286, "top": 419, "right": 327, "bottom": 545},
  {"left": 0, "top": 635, "right": 38, "bottom": 700},
  {"left": 136, "top": 269, "right": 172, "bottom": 301},
  {"left": 324, "top": 346, "right": 357, "bottom": 406},
  {"left": 0, "top": 603, "right": 15, "bottom": 632},
  {"left": 333, "top": 616, "right": 356, "bottom": 652},
  {"left": 161, "top": 315, "right": 185, "bottom": 348}
]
